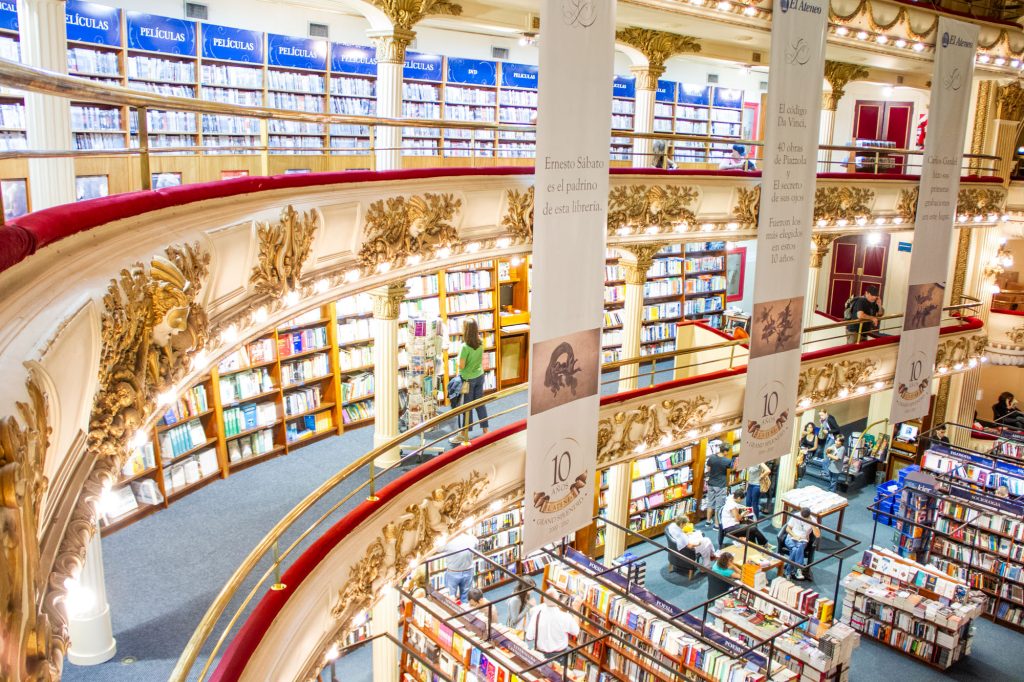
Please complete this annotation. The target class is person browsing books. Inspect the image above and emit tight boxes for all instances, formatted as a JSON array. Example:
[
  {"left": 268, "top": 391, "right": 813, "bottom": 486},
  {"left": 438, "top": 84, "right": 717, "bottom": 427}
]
[
  {"left": 525, "top": 589, "right": 580, "bottom": 657},
  {"left": 704, "top": 446, "right": 734, "bottom": 528},
  {"left": 720, "top": 489, "right": 770, "bottom": 546},
  {"left": 505, "top": 577, "right": 537, "bottom": 631},
  {"left": 783, "top": 508, "right": 820, "bottom": 580},
  {"left": 439, "top": 532, "right": 477, "bottom": 602},
  {"left": 826, "top": 434, "right": 847, "bottom": 493},
  {"left": 449, "top": 318, "right": 489, "bottom": 444},
  {"left": 744, "top": 462, "right": 771, "bottom": 518},
  {"left": 798, "top": 422, "right": 816, "bottom": 482}
]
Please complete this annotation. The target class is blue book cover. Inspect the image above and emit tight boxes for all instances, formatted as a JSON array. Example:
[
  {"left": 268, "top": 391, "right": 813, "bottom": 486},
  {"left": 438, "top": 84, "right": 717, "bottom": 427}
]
[{"left": 242, "top": 404, "right": 258, "bottom": 430}]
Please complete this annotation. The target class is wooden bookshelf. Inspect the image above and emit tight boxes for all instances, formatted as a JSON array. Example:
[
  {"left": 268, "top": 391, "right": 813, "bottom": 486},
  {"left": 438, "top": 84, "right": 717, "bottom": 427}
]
[{"left": 683, "top": 241, "right": 728, "bottom": 329}]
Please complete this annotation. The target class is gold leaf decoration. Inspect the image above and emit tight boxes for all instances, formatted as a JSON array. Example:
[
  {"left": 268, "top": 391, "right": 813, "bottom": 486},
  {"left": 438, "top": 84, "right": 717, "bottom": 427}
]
[
  {"left": 1006, "top": 324, "right": 1024, "bottom": 345},
  {"left": 371, "top": 0, "right": 462, "bottom": 32},
  {"left": 607, "top": 185, "right": 698, "bottom": 235},
  {"left": 810, "top": 233, "right": 838, "bottom": 269},
  {"left": 616, "top": 28, "right": 700, "bottom": 83},
  {"left": 956, "top": 187, "right": 1006, "bottom": 216},
  {"left": 813, "top": 186, "right": 874, "bottom": 223},
  {"left": 798, "top": 359, "right": 878, "bottom": 404},
  {"left": 998, "top": 81, "right": 1024, "bottom": 122},
  {"left": 358, "top": 193, "right": 462, "bottom": 270},
  {"left": 732, "top": 185, "right": 760, "bottom": 225},
  {"left": 250, "top": 205, "right": 319, "bottom": 298},
  {"left": 935, "top": 334, "right": 988, "bottom": 368},
  {"left": 331, "top": 470, "right": 488, "bottom": 633},
  {"left": 823, "top": 61, "right": 869, "bottom": 110},
  {"left": 619, "top": 243, "right": 666, "bottom": 286},
  {"left": 501, "top": 187, "right": 534, "bottom": 242},
  {"left": 0, "top": 374, "right": 61, "bottom": 681},
  {"left": 596, "top": 396, "right": 713, "bottom": 465},
  {"left": 896, "top": 187, "right": 918, "bottom": 223}
]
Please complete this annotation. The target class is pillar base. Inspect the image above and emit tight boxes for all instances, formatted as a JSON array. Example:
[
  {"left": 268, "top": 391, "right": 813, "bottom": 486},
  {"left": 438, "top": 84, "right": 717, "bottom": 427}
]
[
  {"left": 67, "top": 603, "right": 116, "bottom": 666},
  {"left": 373, "top": 434, "right": 402, "bottom": 468}
]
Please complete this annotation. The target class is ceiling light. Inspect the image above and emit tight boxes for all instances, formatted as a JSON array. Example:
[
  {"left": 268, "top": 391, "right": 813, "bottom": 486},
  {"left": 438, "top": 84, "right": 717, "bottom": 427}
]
[
  {"left": 978, "top": 54, "right": 991, "bottom": 64},
  {"left": 283, "top": 290, "right": 300, "bottom": 307},
  {"left": 876, "top": 35, "right": 888, "bottom": 44},
  {"left": 466, "top": 241, "right": 481, "bottom": 253},
  {"left": 617, "top": 226, "right": 632, "bottom": 236},
  {"left": 882, "top": 86, "right": 894, "bottom": 98},
  {"left": 376, "top": 262, "right": 391, "bottom": 274},
  {"left": 436, "top": 246, "right": 452, "bottom": 259},
  {"left": 856, "top": 217, "right": 868, "bottom": 226},
  {"left": 406, "top": 253, "right": 422, "bottom": 266},
  {"left": 836, "top": 26, "right": 849, "bottom": 36},
  {"left": 912, "top": 42, "right": 925, "bottom": 52},
  {"left": 1013, "top": 60, "right": 1021, "bottom": 68},
  {"left": 874, "top": 217, "right": 887, "bottom": 225},
  {"left": 856, "top": 31, "right": 869, "bottom": 40},
  {"left": 717, "top": 1, "right": 732, "bottom": 10},
  {"left": 893, "top": 216, "right": 904, "bottom": 225},
  {"left": 995, "top": 57, "right": 1006, "bottom": 66},
  {"left": 743, "top": 5, "right": 757, "bottom": 15},
  {"left": 895, "top": 39, "right": 907, "bottom": 48},
  {"left": 867, "top": 232, "right": 882, "bottom": 245},
  {"left": 496, "top": 237, "right": 511, "bottom": 249},
  {"left": 314, "top": 278, "right": 329, "bottom": 293}
]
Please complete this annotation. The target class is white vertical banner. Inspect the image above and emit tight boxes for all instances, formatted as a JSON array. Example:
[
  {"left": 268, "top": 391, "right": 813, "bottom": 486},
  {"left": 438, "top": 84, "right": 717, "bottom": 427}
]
[
  {"left": 523, "top": 0, "right": 614, "bottom": 554},
  {"left": 890, "top": 18, "right": 978, "bottom": 424},
  {"left": 738, "top": 0, "right": 828, "bottom": 468}
]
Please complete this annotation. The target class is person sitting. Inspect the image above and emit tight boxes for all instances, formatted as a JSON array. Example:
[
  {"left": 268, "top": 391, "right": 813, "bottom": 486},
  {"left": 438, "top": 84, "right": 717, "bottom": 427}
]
[
  {"left": 783, "top": 508, "right": 820, "bottom": 581},
  {"left": 651, "top": 139, "right": 677, "bottom": 169},
  {"left": 466, "top": 587, "right": 488, "bottom": 611},
  {"left": 707, "top": 552, "right": 736, "bottom": 600},
  {"left": 718, "top": 144, "right": 756, "bottom": 171},
  {"left": 720, "top": 489, "right": 770, "bottom": 546},
  {"left": 505, "top": 577, "right": 537, "bottom": 631},
  {"left": 993, "top": 392, "right": 1024, "bottom": 429},
  {"left": 668, "top": 520, "right": 715, "bottom": 566}
]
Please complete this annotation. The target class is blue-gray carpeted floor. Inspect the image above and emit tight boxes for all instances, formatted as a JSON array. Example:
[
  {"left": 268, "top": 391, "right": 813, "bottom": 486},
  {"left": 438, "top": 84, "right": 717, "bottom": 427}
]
[{"left": 64, "top": 368, "right": 1021, "bottom": 681}]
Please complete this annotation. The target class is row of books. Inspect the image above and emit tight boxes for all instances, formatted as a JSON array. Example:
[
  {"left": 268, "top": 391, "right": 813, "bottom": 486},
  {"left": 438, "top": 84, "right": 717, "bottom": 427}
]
[
  {"left": 267, "top": 70, "right": 324, "bottom": 94},
  {"left": 641, "top": 322, "right": 676, "bottom": 343},
  {"left": 122, "top": 442, "right": 157, "bottom": 478},
  {"left": 342, "top": 372, "right": 374, "bottom": 403},
  {"left": 687, "top": 241, "right": 727, "bottom": 253},
  {"left": 200, "top": 113, "right": 261, "bottom": 133},
  {"left": 130, "top": 110, "right": 197, "bottom": 133},
  {"left": 281, "top": 352, "right": 331, "bottom": 386},
  {"left": 219, "top": 367, "right": 275, "bottom": 404},
  {"left": 68, "top": 47, "right": 120, "bottom": 76},
  {"left": 128, "top": 56, "right": 196, "bottom": 82},
  {"left": 223, "top": 402, "right": 278, "bottom": 437},
  {"left": 268, "top": 92, "right": 324, "bottom": 112},
  {"left": 444, "top": 105, "right": 496, "bottom": 122},
  {"left": 331, "top": 76, "right": 375, "bottom": 97},
  {"left": 164, "top": 448, "right": 220, "bottom": 493},
  {"left": 278, "top": 326, "right": 328, "bottom": 357},
  {"left": 202, "top": 63, "right": 263, "bottom": 88},
  {"left": 922, "top": 448, "right": 1024, "bottom": 496},
  {"left": 685, "top": 296, "right": 725, "bottom": 315},
  {"left": 446, "top": 291, "right": 493, "bottom": 312},
  {"left": 629, "top": 469, "right": 693, "bottom": 499},
  {"left": 446, "top": 269, "right": 492, "bottom": 292},
  {"left": 227, "top": 428, "right": 277, "bottom": 462},
  {"left": 286, "top": 413, "right": 332, "bottom": 442},
  {"left": 160, "top": 384, "right": 210, "bottom": 425},
  {"left": 647, "top": 257, "right": 683, "bottom": 278},
  {"left": 685, "top": 275, "right": 728, "bottom": 294},
  {"left": 338, "top": 318, "right": 373, "bottom": 344},
  {"left": 403, "top": 83, "right": 440, "bottom": 101},
  {"left": 445, "top": 312, "right": 494, "bottom": 335},
  {"left": 643, "top": 278, "right": 684, "bottom": 298},
  {"left": 341, "top": 400, "right": 374, "bottom": 424},
  {"left": 71, "top": 105, "right": 122, "bottom": 131},
  {"left": 284, "top": 386, "right": 323, "bottom": 416},
  {"left": 339, "top": 345, "right": 374, "bottom": 371},
  {"left": 157, "top": 419, "right": 209, "bottom": 460},
  {"left": 643, "top": 301, "right": 681, "bottom": 321}
]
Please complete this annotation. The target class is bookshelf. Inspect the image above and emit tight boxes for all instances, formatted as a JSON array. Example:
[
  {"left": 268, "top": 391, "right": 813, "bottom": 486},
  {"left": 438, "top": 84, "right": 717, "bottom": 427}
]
[
  {"left": 329, "top": 43, "right": 376, "bottom": 157},
  {"left": 683, "top": 241, "right": 727, "bottom": 329},
  {"left": 216, "top": 333, "right": 285, "bottom": 470},
  {"left": 840, "top": 546, "right": 985, "bottom": 669},
  {"left": 444, "top": 260, "right": 499, "bottom": 396},
  {"left": 443, "top": 57, "right": 497, "bottom": 159},
  {"left": 708, "top": 87, "right": 745, "bottom": 164},
  {"left": 610, "top": 76, "right": 636, "bottom": 162},
  {"left": 653, "top": 79, "right": 676, "bottom": 136},
  {"left": 401, "top": 50, "right": 444, "bottom": 158},
  {"left": 673, "top": 84, "right": 746, "bottom": 164},
  {"left": 279, "top": 307, "right": 339, "bottom": 444},
  {"left": 497, "top": 61, "right": 538, "bottom": 160},
  {"left": 199, "top": 22, "right": 263, "bottom": 155},
  {"left": 266, "top": 33, "right": 328, "bottom": 156}
]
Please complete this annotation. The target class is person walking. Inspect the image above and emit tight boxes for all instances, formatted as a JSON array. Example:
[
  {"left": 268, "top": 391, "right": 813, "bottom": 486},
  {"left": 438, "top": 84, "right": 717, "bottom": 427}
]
[{"left": 449, "top": 318, "right": 489, "bottom": 444}]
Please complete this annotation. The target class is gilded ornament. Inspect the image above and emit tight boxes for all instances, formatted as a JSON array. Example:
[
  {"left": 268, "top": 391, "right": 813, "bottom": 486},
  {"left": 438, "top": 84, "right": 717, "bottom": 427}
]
[
  {"left": 797, "top": 359, "right": 878, "bottom": 404},
  {"left": 970, "top": 82, "right": 993, "bottom": 168},
  {"left": 331, "top": 470, "right": 488, "bottom": 633},
  {"left": 0, "top": 374, "right": 61, "bottom": 681},
  {"left": 949, "top": 229, "right": 972, "bottom": 304},
  {"left": 501, "top": 187, "right": 534, "bottom": 242},
  {"left": 813, "top": 186, "right": 874, "bottom": 223},
  {"left": 956, "top": 187, "right": 1006, "bottom": 216},
  {"left": 619, "top": 243, "right": 666, "bottom": 285},
  {"left": 249, "top": 205, "right": 319, "bottom": 298},
  {"left": 370, "top": 282, "right": 408, "bottom": 321},
  {"left": 370, "top": 0, "right": 462, "bottom": 33},
  {"left": 896, "top": 187, "right": 918, "bottom": 223},
  {"left": 1006, "top": 323, "right": 1024, "bottom": 345},
  {"left": 830, "top": 1, "right": 938, "bottom": 42},
  {"left": 998, "top": 81, "right": 1024, "bottom": 122},
  {"left": 732, "top": 185, "right": 760, "bottom": 225},
  {"left": 810, "top": 233, "right": 838, "bottom": 269},
  {"left": 616, "top": 28, "right": 700, "bottom": 83},
  {"left": 935, "top": 334, "right": 988, "bottom": 368},
  {"left": 371, "top": 31, "right": 414, "bottom": 64},
  {"left": 607, "top": 184, "right": 698, "bottom": 235},
  {"left": 596, "top": 396, "right": 713, "bottom": 465},
  {"left": 823, "top": 61, "right": 869, "bottom": 111},
  {"left": 358, "top": 193, "right": 462, "bottom": 270}
]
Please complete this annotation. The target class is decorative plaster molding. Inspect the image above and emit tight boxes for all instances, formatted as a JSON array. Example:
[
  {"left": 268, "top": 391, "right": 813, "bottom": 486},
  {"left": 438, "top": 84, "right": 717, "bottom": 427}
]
[
  {"left": 896, "top": 187, "right": 918, "bottom": 223},
  {"left": 330, "top": 470, "right": 488, "bottom": 635},
  {"left": 370, "top": 30, "right": 415, "bottom": 64},
  {"left": 798, "top": 358, "right": 878, "bottom": 404},
  {"left": 501, "top": 187, "right": 534, "bottom": 243},
  {"left": 358, "top": 193, "right": 462, "bottom": 271},
  {"left": 616, "top": 27, "right": 700, "bottom": 84},
  {"left": 813, "top": 186, "right": 874, "bottom": 223},
  {"left": 935, "top": 333, "right": 988, "bottom": 368},
  {"left": 998, "top": 81, "right": 1024, "bottom": 122},
  {"left": 823, "top": 61, "right": 869, "bottom": 111},
  {"left": 732, "top": 185, "right": 760, "bottom": 226},
  {"left": 249, "top": 205, "right": 319, "bottom": 298},
  {"left": 607, "top": 184, "right": 699, "bottom": 235},
  {"left": 619, "top": 243, "right": 666, "bottom": 285},
  {"left": 957, "top": 187, "right": 1007, "bottom": 216},
  {"left": 596, "top": 396, "right": 713, "bottom": 465},
  {"left": 810, "top": 233, "right": 839, "bottom": 269},
  {"left": 1008, "top": 323, "right": 1024, "bottom": 345},
  {"left": 370, "top": 282, "right": 408, "bottom": 321}
]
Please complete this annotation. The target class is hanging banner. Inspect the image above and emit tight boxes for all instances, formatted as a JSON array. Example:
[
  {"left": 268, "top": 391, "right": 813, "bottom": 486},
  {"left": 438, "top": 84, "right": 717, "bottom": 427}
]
[
  {"left": 738, "top": 0, "right": 827, "bottom": 468},
  {"left": 523, "top": 0, "right": 614, "bottom": 554},
  {"left": 890, "top": 17, "right": 978, "bottom": 424}
]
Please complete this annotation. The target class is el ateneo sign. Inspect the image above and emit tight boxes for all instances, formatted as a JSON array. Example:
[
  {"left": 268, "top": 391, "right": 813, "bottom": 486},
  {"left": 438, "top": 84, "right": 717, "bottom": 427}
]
[
  {"left": 891, "top": 17, "right": 978, "bottom": 424},
  {"left": 523, "top": 0, "right": 614, "bottom": 553},
  {"left": 738, "top": 0, "right": 827, "bottom": 468}
]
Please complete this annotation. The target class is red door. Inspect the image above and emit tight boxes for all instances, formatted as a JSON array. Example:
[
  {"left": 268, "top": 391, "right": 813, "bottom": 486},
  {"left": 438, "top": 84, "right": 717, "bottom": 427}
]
[
  {"left": 825, "top": 234, "right": 891, "bottom": 318},
  {"left": 853, "top": 100, "right": 914, "bottom": 173}
]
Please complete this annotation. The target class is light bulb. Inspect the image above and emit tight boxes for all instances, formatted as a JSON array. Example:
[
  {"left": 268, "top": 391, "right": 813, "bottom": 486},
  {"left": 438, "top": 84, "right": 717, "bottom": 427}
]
[
  {"left": 743, "top": 5, "right": 757, "bottom": 15},
  {"left": 867, "top": 232, "right": 882, "bottom": 245},
  {"left": 325, "top": 645, "right": 340, "bottom": 662},
  {"left": 876, "top": 35, "right": 888, "bottom": 45},
  {"left": 466, "top": 242, "right": 481, "bottom": 253},
  {"left": 496, "top": 237, "right": 511, "bottom": 249},
  {"left": 875, "top": 217, "right": 887, "bottom": 226},
  {"left": 836, "top": 219, "right": 849, "bottom": 227},
  {"left": 912, "top": 42, "right": 925, "bottom": 52},
  {"left": 893, "top": 216, "right": 904, "bottom": 225},
  {"left": 221, "top": 325, "right": 238, "bottom": 344},
  {"left": 345, "top": 269, "right": 360, "bottom": 283},
  {"left": 376, "top": 262, "right": 392, "bottom": 274},
  {"left": 617, "top": 226, "right": 632, "bottom": 236},
  {"left": 856, "top": 217, "right": 868, "bottom": 226},
  {"left": 646, "top": 225, "right": 661, "bottom": 235},
  {"left": 978, "top": 54, "right": 991, "bottom": 64},
  {"left": 283, "top": 290, "right": 300, "bottom": 307},
  {"left": 315, "top": 278, "right": 329, "bottom": 294},
  {"left": 856, "top": 31, "right": 869, "bottom": 40},
  {"left": 996, "top": 57, "right": 1006, "bottom": 66},
  {"left": 727, "top": 222, "right": 739, "bottom": 230},
  {"left": 436, "top": 246, "right": 452, "bottom": 259},
  {"left": 895, "top": 39, "right": 907, "bottom": 48},
  {"left": 253, "top": 306, "right": 268, "bottom": 323},
  {"left": 873, "top": 381, "right": 884, "bottom": 390},
  {"left": 701, "top": 223, "right": 715, "bottom": 232},
  {"left": 157, "top": 390, "right": 176, "bottom": 407},
  {"left": 711, "top": 422, "right": 724, "bottom": 432},
  {"left": 836, "top": 26, "right": 849, "bottom": 37},
  {"left": 407, "top": 254, "right": 422, "bottom": 266},
  {"left": 798, "top": 398, "right": 812, "bottom": 409}
]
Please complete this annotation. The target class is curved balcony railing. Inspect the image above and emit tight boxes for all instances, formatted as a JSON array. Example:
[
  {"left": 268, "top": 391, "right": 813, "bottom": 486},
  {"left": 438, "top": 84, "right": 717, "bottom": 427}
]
[
  {"left": 170, "top": 296, "right": 983, "bottom": 681},
  {"left": 0, "top": 58, "right": 1001, "bottom": 204}
]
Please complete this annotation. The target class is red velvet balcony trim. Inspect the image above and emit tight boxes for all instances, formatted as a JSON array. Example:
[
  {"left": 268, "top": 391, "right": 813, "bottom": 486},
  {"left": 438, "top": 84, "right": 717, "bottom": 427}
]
[{"left": 992, "top": 307, "right": 1024, "bottom": 317}]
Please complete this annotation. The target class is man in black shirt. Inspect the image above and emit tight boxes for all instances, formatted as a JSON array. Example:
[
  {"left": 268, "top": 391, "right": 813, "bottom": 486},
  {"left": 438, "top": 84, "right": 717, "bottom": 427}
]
[
  {"left": 846, "top": 286, "right": 882, "bottom": 344},
  {"left": 704, "top": 448, "right": 734, "bottom": 529}
]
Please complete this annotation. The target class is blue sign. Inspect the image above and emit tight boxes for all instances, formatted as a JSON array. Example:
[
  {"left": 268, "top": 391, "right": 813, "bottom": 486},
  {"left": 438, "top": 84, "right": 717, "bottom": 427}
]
[
  {"left": 678, "top": 83, "right": 711, "bottom": 105},
  {"left": 127, "top": 12, "right": 196, "bottom": 56},
  {"left": 65, "top": 1, "right": 120, "bottom": 46},
  {"left": 656, "top": 79, "right": 675, "bottom": 103},
  {"left": 898, "top": 241, "right": 912, "bottom": 253},
  {"left": 446, "top": 57, "right": 496, "bottom": 86},
  {"left": 202, "top": 23, "right": 262, "bottom": 63},
  {"left": 713, "top": 87, "right": 744, "bottom": 108},
  {"left": 268, "top": 33, "right": 326, "bottom": 70},
  {"left": 500, "top": 61, "right": 538, "bottom": 90},
  {"left": 612, "top": 75, "right": 635, "bottom": 99},
  {"left": 403, "top": 50, "right": 442, "bottom": 82},
  {"left": 332, "top": 42, "right": 376, "bottom": 75},
  {"left": 0, "top": 1, "right": 16, "bottom": 32}
]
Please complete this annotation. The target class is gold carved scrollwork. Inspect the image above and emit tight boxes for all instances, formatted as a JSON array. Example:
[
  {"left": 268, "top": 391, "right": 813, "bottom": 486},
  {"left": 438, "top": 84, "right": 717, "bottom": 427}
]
[
  {"left": 331, "top": 470, "right": 488, "bottom": 634},
  {"left": 370, "top": 282, "right": 408, "bottom": 320},
  {"left": 998, "top": 81, "right": 1024, "bottom": 122},
  {"left": 830, "top": 1, "right": 938, "bottom": 42},
  {"left": 956, "top": 187, "right": 1006, "bottom": 216},
  {"left": 358, "top": 193, "right": 462, "bottom": 270},
  {"left": 616, "top": 28, "right": 701, "bottom": 84},
  {"left": 798, "top": 359, "right": 878, "bottom": 404},
  {"left": 813, "top": 186, "right": 874, "bottom": 223},
  {"left": 823, "top": 61, "right": 869, "bottom": 111},
  {"left": 619, "top": 243, "right": 666, "bottom": 285},
  {"left": 371, "top": 0, "right": 462, "bottom": 33},
  {"left": 607, "top": 184, "right": 698, "bottom": 235},
  {"left": 1007, "top": 324, "right": 1024, "bottom": 345},
  {"left": 371, "top": 30, "right": 414, "bottom": 64},
  {"left": 249, "top": 205, "right": 319, "bottom": 298},
  {"left": 501, "top": 187, "right": 535, "bottom": 242},
  {"left": 732, "top": 185, "right": 760, "bottom": 226},
  {"left": 596, "top": 396, "right": 713, "bottom": 465},
  {"left": 896, "top": 187, "right": 918, "bottom": 223},
  {"left": 810, "top": 233, "right": 838, "bottom": 269},
  {"left": 0, "top": 374, "right": 60, "bottom": 681},
  {"left": 935, "top": 334, "right": 988, "bottom": 368}
]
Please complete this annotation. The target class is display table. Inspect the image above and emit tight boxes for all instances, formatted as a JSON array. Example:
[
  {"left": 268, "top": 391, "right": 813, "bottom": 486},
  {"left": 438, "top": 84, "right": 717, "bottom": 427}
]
[
  {"left": 723, "top": 538, "right": 784, "bottom": 583},
  {"left": 781, "top": 486, "right": 848, "bottom": 532}
]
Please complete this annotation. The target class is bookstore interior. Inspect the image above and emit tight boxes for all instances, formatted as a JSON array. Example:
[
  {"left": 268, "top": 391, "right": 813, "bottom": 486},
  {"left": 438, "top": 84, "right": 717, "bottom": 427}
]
[{"left": 4, "top": 0, "right": 1024, "bottom": 681}]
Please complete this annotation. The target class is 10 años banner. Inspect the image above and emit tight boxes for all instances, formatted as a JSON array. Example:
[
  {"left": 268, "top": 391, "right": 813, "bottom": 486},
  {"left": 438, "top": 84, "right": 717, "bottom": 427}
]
[
  {"left": 738, "top": 0, "right": 828, "bottom": 468},
  {"left": 523, "top": 0, "right": 615, "bottom": 554},
  {"left": 890, "top": 17, "right": 978, "bottom": 424}
]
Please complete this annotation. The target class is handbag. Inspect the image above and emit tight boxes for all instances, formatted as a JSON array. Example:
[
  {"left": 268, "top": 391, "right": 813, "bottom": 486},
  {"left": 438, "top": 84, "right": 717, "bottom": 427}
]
[{"left": 461, "top": 378, "right": 471, "bottom": 396}]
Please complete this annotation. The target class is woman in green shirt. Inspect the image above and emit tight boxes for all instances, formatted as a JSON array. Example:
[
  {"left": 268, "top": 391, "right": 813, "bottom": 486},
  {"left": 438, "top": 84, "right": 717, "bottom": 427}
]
[{"left": 452, "top": 318, "right": 489, "bottom": 443}]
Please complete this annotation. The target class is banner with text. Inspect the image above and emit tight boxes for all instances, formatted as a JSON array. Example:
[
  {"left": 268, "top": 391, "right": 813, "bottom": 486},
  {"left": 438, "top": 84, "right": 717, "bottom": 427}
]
[
  {"left": 738, "top": 0, "right": 828, "bottom": 468},
  {"left": 523, "top": 0, "right": 614, "bottom": 554},
  {"left": 890, "top": 17, "right": 978, "bottom": 424}
]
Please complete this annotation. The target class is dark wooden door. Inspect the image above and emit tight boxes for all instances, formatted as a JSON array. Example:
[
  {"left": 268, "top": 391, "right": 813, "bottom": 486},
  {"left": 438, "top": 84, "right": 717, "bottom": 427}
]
[{"left": 825, "top": 234, "right": 891, "bottom": 319}]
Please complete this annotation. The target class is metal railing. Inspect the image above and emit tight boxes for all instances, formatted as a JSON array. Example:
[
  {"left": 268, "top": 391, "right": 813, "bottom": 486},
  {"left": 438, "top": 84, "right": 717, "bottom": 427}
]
[
  {"left": 0, "top": 58, "right": 1001, "bottom": 213},
  {"left": 169, "top": 297, "right": 982, "bottom": 681}
]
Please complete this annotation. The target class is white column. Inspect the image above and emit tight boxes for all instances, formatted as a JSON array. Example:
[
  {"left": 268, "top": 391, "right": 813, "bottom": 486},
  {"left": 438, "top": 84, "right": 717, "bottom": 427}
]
[
  {"left": 18, "top": 0, "right": 75, "bottom": 210},
  {"left": 602, "top": 463, "right": 630, "bottom": 565},
  {"left": 805, "top": 235, "right": 832, "bottom": 329},
  {"left": 818, "top": 97, "right": 837, "bottom": 173},
  {"left": 773, "top": 410, "right": 812, "bottom": 524},
  {"left": 371, "top": 282, "right": 407, "bottom": 466},
  {"left": 618, "top": 246, "right": 659, "bottom": 392},
  {"left": 368, "top": 30, "right": 413, "bottom": 172},
  {"left": 631, "top": 68, "right": 657, "bottom": 169},
  {"left": 371, "top": 587, "right": 400, "bottom": 682},
  {"left": 66, "top": 529, "right": 116, "bottom": 665}
]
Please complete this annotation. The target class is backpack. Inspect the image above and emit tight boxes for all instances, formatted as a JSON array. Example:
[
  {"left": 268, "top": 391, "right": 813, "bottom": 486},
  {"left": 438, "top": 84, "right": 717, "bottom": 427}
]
[{"left": 843, "top": 295, "right": 860, "bottom": 320}]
